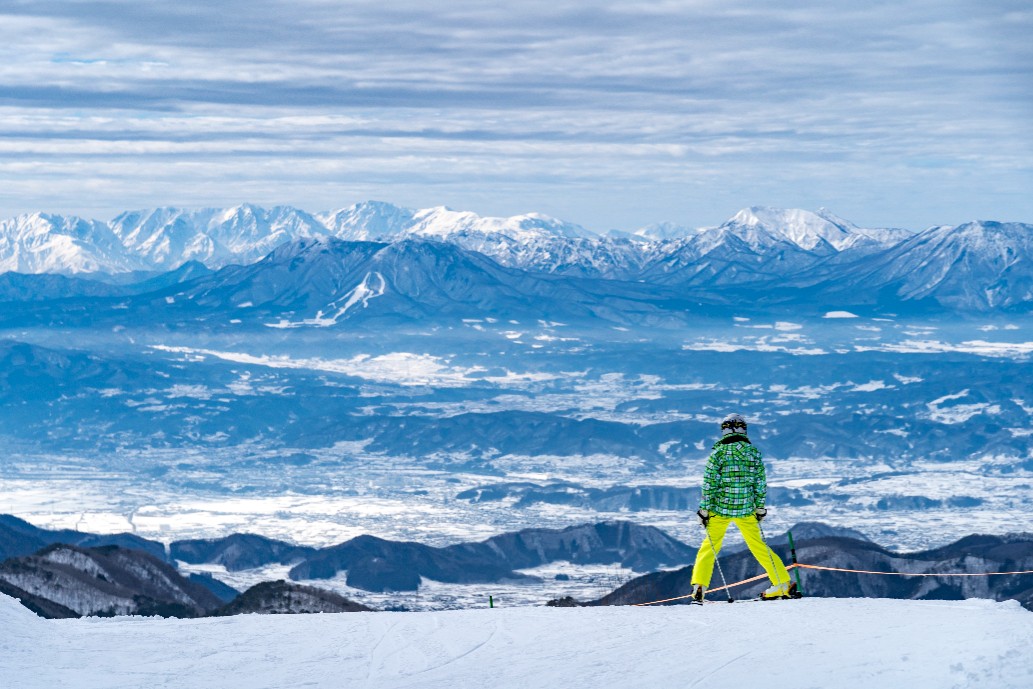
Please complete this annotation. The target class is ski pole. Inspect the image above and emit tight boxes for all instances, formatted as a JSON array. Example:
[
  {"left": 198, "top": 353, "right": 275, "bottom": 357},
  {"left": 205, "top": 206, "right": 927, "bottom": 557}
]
[
  {"left": 702, "top": 521, "right": 734, "bottom": 603},
  {"left": 757, "top": 521, "right": 789, "bottom": 592}
]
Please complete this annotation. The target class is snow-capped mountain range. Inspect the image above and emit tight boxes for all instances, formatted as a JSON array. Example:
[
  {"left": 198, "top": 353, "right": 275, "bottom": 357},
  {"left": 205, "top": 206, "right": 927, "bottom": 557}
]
[
  {"left": 0, "top": 203, "right": 905, "bottom": 277},
  {"left": 1, "top": 203, "right": 1030, "bottom": 311}
]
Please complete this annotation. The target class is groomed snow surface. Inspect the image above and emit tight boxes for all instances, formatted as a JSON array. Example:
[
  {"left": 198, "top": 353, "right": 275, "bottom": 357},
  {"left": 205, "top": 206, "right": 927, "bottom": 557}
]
[{"left": 3, "top": 594, "right": 1032, "bottom": 689}]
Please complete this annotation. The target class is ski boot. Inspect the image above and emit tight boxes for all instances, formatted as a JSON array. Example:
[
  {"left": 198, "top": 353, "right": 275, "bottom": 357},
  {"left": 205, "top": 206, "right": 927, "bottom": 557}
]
[{"left": 760, "top": 582, "right": 800, "bottom": 600}]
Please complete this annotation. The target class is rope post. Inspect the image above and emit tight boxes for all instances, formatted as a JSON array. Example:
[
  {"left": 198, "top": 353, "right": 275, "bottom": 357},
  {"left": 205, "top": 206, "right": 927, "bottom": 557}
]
[
  {"left": 787, "top": 530, "right": 804, "bottom": 596},
  {"left": 489, "top": 595, "right": 494, "bottom": 609}
]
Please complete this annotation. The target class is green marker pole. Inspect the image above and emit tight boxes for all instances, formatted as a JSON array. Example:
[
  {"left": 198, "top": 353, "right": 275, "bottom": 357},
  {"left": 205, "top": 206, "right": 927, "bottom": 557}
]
[
  {"left": 787, "top": 530, "right": 804, "bottom": 596},
  {"left": 489, "top": 595, "right": 494, "bottom": 608}
]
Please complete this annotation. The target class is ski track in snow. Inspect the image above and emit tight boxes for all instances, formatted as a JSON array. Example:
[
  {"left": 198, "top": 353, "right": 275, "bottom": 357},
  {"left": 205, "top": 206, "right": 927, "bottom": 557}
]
[{"left": 3, "top": 595, "right": 1033, "bottom": 689}]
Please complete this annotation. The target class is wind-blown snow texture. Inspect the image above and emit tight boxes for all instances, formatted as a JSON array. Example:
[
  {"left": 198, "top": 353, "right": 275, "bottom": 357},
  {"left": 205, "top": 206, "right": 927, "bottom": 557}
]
[{"left": 2, "top": 593, "right": 1031, "bottom": 689}]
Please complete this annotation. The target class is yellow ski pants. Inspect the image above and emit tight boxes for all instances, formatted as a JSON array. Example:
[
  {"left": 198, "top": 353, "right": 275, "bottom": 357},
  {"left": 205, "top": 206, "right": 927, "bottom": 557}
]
[{"left": 690, "top": 515, "right": 792, "bottom": 588}]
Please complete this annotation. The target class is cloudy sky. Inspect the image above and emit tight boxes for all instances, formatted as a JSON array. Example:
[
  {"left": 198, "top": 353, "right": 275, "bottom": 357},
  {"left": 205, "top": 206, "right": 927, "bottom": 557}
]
[{"left": 1, "top": 0, "right": 1030, "bottom": 231}]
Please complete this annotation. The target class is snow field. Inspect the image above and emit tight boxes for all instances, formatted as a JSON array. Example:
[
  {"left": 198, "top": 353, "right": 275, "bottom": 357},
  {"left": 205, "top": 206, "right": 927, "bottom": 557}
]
[{"left": 3, "top": 594, "right": 1032, "bottom": 689}]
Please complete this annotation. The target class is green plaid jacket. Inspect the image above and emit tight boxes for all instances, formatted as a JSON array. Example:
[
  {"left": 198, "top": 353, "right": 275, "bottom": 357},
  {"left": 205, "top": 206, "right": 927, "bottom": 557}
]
[{"left": 699, "top": 435, "right": 767, "bottom": 517}]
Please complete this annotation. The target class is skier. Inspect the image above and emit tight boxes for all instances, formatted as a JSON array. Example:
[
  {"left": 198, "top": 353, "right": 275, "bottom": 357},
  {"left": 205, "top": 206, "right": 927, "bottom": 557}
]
[{"left": 690, "top": 413, "right": 795, "bottom": 602}]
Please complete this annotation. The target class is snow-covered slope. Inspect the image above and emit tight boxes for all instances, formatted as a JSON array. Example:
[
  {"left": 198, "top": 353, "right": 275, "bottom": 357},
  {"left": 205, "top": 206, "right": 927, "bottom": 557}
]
[
  {"left": 0, "top": 213, "right": 146, "bottom": 274},
  {"left": 443, "top": 232, "right": 648, "bottom": 278},
  {"left": 3, "top": 593, "right": 1031, "bottom": 689},
  {"left": 320, "top": 203, "right": 643, "bottom": 278},
  {"left": 635, "top": 206, "right": 912, "bottom": 288},
  {"left": 709, "top": 206, "right": 908, "bottom": 253},
  {"left": 176, "top": 238, "right": 687, "bottom": 327},
  {"left": 813, "top": 207, "right": 915, "bottom": 247},
  {"left": 317, "top": 201, "right": 418, "bottom": 241},
  {"left": 403, "top": 206, "right": 595, "bottom": 241},
  {"left": 724, "top": 206, "right": 855, "bottom": 251},
  {"left": 640, "top": 224, "right": 824, "bottom": 287},
  {"left": 111, "top": 204, "right": 330, "bottom": 269},
  {"left": 0, "top": 544, "right": 221, "bottom": 617},
  {"left": 319, "top": 202, "right": 594, "bottom": 242},
  {"left": 844, "top": 220, "right": 1033, "bottom": 310}
]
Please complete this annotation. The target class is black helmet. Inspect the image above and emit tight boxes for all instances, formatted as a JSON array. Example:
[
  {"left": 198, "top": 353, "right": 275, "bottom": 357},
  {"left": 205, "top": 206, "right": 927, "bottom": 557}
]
[{"left": 720, "top": 413, "right": 747, "bottom": 437}]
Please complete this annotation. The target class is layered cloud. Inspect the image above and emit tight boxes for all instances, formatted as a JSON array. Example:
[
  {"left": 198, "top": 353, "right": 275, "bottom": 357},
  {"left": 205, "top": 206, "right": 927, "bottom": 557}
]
[{"left": 0, "top": 0, "right": 1030, "bottom": 228}]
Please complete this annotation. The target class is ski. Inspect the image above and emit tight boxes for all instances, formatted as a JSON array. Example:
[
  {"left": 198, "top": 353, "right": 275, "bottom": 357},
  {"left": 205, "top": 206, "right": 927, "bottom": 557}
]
[{"left": 701, "top": 592, "right": 803, "bottom": 604}]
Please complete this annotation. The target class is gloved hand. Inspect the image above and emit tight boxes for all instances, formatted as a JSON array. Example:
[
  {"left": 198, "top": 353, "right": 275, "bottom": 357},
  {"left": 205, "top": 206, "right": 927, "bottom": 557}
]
[
  {"left": 696, "top": 509, "right": 710, "bottom": 527},
  {"left": 755, "top": 507, "right": 768, "bottom": 522}
]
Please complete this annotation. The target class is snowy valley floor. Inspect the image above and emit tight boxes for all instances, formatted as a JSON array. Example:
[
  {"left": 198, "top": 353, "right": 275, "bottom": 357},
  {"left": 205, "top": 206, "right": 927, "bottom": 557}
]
[{"left": 3, "top": 594, "right": 1032, "bottom": 689}]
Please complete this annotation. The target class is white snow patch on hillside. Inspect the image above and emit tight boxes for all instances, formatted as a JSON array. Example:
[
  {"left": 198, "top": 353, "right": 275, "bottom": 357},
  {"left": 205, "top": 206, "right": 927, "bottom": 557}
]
[
  {"left": 682, "top": 339, "right": 827, "bottom": 356},
  {"left": 3, "top": 595, "right": 1032, "bottom": 689},
  {"left": 151, "top": 346, "right": 556, "bottom": 388},
  {"left": 824, "top": 310, "right": 859, "bottom": 318},
  {"left": 265, "top": 271, "right": 388, "bottom": 327},
  {"left": 925, "top": 391, "right": 1002, "bottom": 424},
  {"left": 894, "top": 373, "right": 924, "bottom": 384},
  {"left": 876, "top": 428, "right": 910, "bottom": 437},
  {"left": 1013, "top": 398, "right": 1033, "bottom": 415},
  {"left": 850, "top": 380, "right": 889, "bottom": 392},
  {"left": 328, "top": 271, "right": 386, "bottom": 319},
  {"left": 855, "top": 339, "right": 1033, "bottom": 358},
  {"left": 163, "top": 384, "right": 213, "bottom": 399}
]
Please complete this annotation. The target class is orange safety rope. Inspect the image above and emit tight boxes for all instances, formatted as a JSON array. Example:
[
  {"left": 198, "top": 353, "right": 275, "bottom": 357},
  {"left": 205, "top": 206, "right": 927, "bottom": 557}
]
[
  {"left": 796, "top": 563, "right": 1033, "bottom": 577},
  {"left": 631, "top": 562, "right": 1033, "bottom": 607}
]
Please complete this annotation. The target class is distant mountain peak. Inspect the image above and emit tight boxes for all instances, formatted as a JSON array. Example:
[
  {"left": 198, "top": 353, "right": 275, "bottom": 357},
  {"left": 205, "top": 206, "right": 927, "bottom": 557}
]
[
  {"left": 318, "top": 201, "right": 417, "bottom": 241},
  {"left": 631, "top": 222, "right": 696, "bottom": 241},
  {"left": 403, "top": 206, "right": 594, "bottom": 241},
  {"left": 0, "top": 212, "right": 146, "bottom": 274},
  {"left": 724, "top": 206, "right": 853, "bottom": 251}
]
